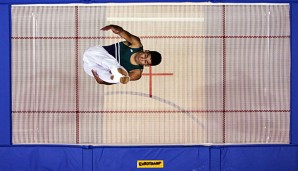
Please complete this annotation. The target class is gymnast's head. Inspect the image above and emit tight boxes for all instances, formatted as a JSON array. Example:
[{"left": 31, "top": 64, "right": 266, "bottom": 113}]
[{"left": 135, "top": 50, "right": 162, "bottom": 67}]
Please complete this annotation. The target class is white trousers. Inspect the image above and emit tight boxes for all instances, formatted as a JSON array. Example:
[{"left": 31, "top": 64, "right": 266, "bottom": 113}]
[{"left": 83, "top": 45, "right": 126, "bottom": 84}]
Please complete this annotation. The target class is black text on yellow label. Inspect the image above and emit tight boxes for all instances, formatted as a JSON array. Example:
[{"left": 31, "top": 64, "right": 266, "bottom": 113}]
[{"left": 137, "top": 160, "right": 164, "bottom": 168}]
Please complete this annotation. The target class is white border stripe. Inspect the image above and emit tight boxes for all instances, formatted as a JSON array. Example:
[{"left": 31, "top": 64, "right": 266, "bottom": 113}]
[
  {"left": 107, "top": 17, "right": 204, "bottom": 22},
  {"left": 114, "top": 44, "right": 118, "bottom": 61},
  {"left": 118, "top": 43, "right": 121, "bottom": 64}
]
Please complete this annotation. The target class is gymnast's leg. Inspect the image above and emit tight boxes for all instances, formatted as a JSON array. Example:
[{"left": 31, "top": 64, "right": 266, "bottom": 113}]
[{"left": 83, "top": 46, "right": 129, "bottom": 84}]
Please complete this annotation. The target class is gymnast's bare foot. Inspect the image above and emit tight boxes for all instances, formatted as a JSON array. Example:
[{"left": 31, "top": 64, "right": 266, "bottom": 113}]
[
  {"left": 120, "top": 76, "right": 130, "bottom": 84},
  {"left": 117, "top": 68, "right": 128, "bottom": 77},
  {"left": 110, "top": 67, "right": 130, "bottom": 84}
]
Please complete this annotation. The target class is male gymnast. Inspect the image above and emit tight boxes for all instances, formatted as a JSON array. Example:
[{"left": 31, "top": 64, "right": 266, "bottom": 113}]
[{"left": 83, "top": 24, "right": 162, "bottom": 85}]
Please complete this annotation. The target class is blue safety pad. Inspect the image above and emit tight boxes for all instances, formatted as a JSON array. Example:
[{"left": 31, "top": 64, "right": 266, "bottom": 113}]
[
  {"left": 0, "top": 146, "right": 83, "bottom": 171},
  {"left": 221, "top": 145, "right": 298, "bottom": 171},
  {"left": 92, "top": 146, "right": 209, "bottom": 171}
]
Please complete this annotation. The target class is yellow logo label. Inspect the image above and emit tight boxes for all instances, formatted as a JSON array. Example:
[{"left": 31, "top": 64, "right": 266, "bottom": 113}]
[{"left": 137, "top": 160, "right": 164, "bottom": 168}]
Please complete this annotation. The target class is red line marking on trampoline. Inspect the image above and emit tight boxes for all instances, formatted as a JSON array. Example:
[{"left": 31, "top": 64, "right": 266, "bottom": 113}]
[
  {"left": 139, "top": 35, "right": 291, "bottom": 39},
  {"left": 222, "top": 5, "right": 226, "bottom": 144},
  {"left": 142, "top": 68, "right": 174, "bottom": 98},
  {"left": 142, "top": 73, "right": 173, "bottom": 76},
  {"left": 11, "top": 35, "right": 290, "bottom": 39},
  {"left": 12, "top": 110, "right": 290, "bottom": 114},
  {"left": 75, "top": 6, "right": 80, "bottom": 144}
]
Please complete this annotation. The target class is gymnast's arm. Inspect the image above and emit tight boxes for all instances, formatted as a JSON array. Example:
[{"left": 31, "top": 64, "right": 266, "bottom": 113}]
[
  {"left": 100, "top": 25, "right": 142, "bottom": 48},
  {"left": 129, "top": 69, "right": 142, "bottom": 81},
  {"left": 91, "top": 70, "right": 114, "bottom": 85}
]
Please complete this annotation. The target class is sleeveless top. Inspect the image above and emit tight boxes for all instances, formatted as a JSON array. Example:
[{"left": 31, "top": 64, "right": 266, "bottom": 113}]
[{"left": 103, "top": 42, "right": 144, "bottom": 72}]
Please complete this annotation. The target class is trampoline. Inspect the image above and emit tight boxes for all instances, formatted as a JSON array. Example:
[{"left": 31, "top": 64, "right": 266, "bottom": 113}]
[{"left": 1, "top": 0, "right": 298, "bottom": 171}]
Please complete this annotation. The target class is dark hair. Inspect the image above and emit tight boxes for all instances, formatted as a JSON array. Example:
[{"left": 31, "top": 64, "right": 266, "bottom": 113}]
[{"left": 149, "top": 51, "right": 162, "bottom": 66}]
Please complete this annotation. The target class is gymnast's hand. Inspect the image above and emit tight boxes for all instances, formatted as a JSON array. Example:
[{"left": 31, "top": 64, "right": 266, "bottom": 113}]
[
  {"left": 101, "top": 25, "right": 124, "bottom": 34},
  {"left": 91, "top": 69, "right": 102, "bottom": 82},
  {"left": 91, "top": 69, "right": 99, "bottom": 77},
  {"left": 91, "top": 69, "right": 113, "bottom": 85}
]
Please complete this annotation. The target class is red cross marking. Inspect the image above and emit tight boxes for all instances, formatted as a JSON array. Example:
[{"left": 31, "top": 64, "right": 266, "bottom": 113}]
[{"left": 142, "top": 66, "right": 174, "bottom": 97}]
